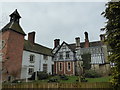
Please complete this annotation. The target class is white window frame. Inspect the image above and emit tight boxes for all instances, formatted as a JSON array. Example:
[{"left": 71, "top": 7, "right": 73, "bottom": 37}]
[
  {"left": 43, "top": 64, "right": 47, "bottom": 73},
  {"left": 67, "top": 62, "right": 71, "bottom": 71},
  {"left": 28, "top": 67, "right": 34, "bottom": 75},
  {"left": 59, "top": 52, "right": 63, "bottom": 59},
  {"left": 29, "top": 54, "right": 35, "bottom": 63},
  {"left": 66, "top": 51, "right": 70, "bottom": 59},
  {"left": 59, "top": 62, "right": 62, "bottom": 71}
]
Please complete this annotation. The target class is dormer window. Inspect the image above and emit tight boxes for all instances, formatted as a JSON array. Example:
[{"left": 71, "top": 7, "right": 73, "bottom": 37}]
[{"left": 30, "top": 55, "right": 35, "bottom": 63}]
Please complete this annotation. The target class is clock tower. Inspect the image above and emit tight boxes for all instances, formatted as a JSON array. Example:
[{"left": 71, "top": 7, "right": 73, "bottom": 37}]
[{"left": 0, "top": 9, "right": 26, "bottom": 81}]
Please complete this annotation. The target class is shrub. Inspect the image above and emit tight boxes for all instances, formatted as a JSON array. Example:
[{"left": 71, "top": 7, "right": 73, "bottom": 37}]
[
  {"left": 84, "top": 69, "right": 101, "bottom": 78},
  {"left": 48, "top": 78, "right": 59, "bottom": 83},
  {"left": 37, "top": 71, "right": 49, "bottom": 80},
  {"left": 29, "top": 71, "right": 49, "bottom": 80},
  {"left": 11, "top": 80, "right": 22, "bottom": 83},
  {"left": 60, "top": 75, "right": 69, "bottom": 80}
]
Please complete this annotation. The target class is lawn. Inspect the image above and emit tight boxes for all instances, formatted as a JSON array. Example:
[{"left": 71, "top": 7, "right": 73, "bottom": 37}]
[
  {"left": 33, "top": 76, "right": 111, "bottom": 83},
  {"left": 86, "top": 76, "right": 111, "bottom": 82}
]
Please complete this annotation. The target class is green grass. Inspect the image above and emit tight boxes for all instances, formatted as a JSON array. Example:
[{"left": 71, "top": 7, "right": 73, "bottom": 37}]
[
  {"left": 33, "top": 76, "right": 111, "bottom": 83},
  {"left": 86, "top": 76, "right": 111, "bottom": 82},
  {"left": 3, "top": 76, "right": 111, "bottom": 85}
]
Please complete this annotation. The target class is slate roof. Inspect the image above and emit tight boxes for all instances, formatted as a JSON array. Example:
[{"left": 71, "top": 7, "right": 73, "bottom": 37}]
[
  {"left": 1, "top": 9, "right": 26, "bottom": 35},
  {"left": 53, "top": 41, "right": 103, "bottom": 54},
  {"left": 24, "top": 40, "right": 52, "bottom": 56},
  {"left": 1, "top": 22, "right": 26, "bottom": 35},
  {"left": 69, "top": 41, "right": 102, "bottom": 51}
]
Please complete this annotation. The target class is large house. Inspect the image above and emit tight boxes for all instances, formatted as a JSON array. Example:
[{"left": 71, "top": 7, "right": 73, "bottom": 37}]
[
  {"left": 0, "top": 9, "right": 111, "bottom": 81},
  {"left": 0, "top": 9, "right": 54, "bottom": 81},
  {"left": 52, "top": 32, "right": 110, "bottom": 76}
]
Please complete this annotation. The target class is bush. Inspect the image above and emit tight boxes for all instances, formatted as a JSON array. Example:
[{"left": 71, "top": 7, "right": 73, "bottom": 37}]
[
  {"left": 37, "top": 71, "right": 49, "bottom": 80},
  {"left": 11, "top": 80, "right": 22, "bottom": 83},
  {"left": 48, "top": 78, "right": 59, "bottom": 83},
  {"left": 59, "top": 75, "right": 69, "bottom": 80},
  {"left": 84, "top": 70, "right": 101, "bottom": 78},
  {"left": 29, "top": 71, "right": 49, "bottom": 80}
]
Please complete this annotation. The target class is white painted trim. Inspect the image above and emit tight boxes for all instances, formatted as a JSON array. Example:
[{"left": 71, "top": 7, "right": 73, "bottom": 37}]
[
  {"left": 59, "top": 62, "right": 63, "bottom": 71},
  {"left": 56, "top": 62, "right": 57, "bottom": 74},
  {"left": 64, "top": 61, "right": 65, "bottom": 74},
  {"left": 73, "top": 62, "right": 75, "bottom": 75}
]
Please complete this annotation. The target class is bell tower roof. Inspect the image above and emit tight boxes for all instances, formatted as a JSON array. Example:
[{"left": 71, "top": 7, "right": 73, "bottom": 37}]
[
  {"left": 9, "top": 9, "right": 21, "bottom": 23},
  {"left": 1, "top": 9, "right": 26, "bottom": 35}
]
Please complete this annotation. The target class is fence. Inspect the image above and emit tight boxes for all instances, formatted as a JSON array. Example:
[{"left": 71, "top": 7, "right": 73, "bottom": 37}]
[{"left": 2, "top": 82, "right": 112, "bottom": 89}]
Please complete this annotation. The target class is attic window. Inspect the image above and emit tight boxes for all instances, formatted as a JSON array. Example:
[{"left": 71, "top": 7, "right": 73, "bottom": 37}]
[{"left": 30, "top": 55, "right": 35, "bottom": 63}]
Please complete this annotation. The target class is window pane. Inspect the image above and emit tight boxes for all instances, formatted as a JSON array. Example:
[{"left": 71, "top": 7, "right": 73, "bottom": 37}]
[
  {"left": 66, "top": 51, "right": 70, "bottom": 59},
  {"left": 28, "top": 68, "right": 34, "bottom": 75},
  {"left": 59, "top": 52, "right": 63, "bottom": 59},
  {"left": 43, "top": 64, "right": 47, "bottom": 73},
  {"left": 67, "top": 62, "right": 71, "bottom": 70},
  {"left": 30, "top": 55, "right": 35, "bottom": 63}
]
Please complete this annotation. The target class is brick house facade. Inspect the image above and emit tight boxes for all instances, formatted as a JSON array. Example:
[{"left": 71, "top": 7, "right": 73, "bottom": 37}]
[
  {"left": 53, "top": 32, "right": 110, "bottom": 76},
  {"left": 0, "top": 9, "right": 26, "bottom": 80},
  {"left": 0, "top": 10, "right": 54, "bottom": 81}
]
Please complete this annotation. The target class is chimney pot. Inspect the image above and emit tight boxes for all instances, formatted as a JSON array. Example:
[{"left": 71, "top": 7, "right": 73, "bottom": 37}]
[{"left": 28, "top": 31, "right": 35, "bottom": 44}]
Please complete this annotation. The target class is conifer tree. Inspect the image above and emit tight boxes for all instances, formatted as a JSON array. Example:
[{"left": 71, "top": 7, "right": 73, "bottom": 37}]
[{"left": 102, "top": 1, "right": 120, "bottom": 88}]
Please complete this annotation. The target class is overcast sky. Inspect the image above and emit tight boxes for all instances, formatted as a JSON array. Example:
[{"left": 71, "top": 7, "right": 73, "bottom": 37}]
[{"left": 1, "top": 2, "right": 106, "bottom": 48}]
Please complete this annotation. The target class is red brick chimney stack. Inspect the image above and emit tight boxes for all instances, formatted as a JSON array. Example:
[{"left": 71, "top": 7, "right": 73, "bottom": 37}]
[
  {"left": 84, "top": 32, "right": 89, "bottom": 48},
  {"left": 28, "top": 31, "right": 35, "bottom": 44},
  {"left": 54, "top": 39, "right": 60, "bottom": 48},
  {"left": 75, "top": 37, "right": 80, "bottom": 49}
]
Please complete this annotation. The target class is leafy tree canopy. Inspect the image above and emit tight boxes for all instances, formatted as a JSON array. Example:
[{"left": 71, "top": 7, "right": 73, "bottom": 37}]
[{"left": 102, "top": 1, "right": 120, "bottom": 88}]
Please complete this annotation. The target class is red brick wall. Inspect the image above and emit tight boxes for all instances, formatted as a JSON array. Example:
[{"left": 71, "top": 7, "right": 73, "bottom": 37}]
[
  {"left": 65, "top": 62, "right": 74, "bottom": 75},
  {"left": 55, "top": 61, "right": 74, "bottom": 75},
  {"left": 84, "top": 39, "right": 89, "bottom": 48},
  {"left": 1, "top": 30, "right": 24, "bottom": 80}
]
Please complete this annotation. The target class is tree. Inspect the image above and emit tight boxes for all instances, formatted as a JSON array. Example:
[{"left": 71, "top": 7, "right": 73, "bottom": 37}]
[
  {"left": 101, "top": 1, "right": 120, "bottom": 88},
  {"left": 81, "top": 53, "right": 91, "bottom": 70}
]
